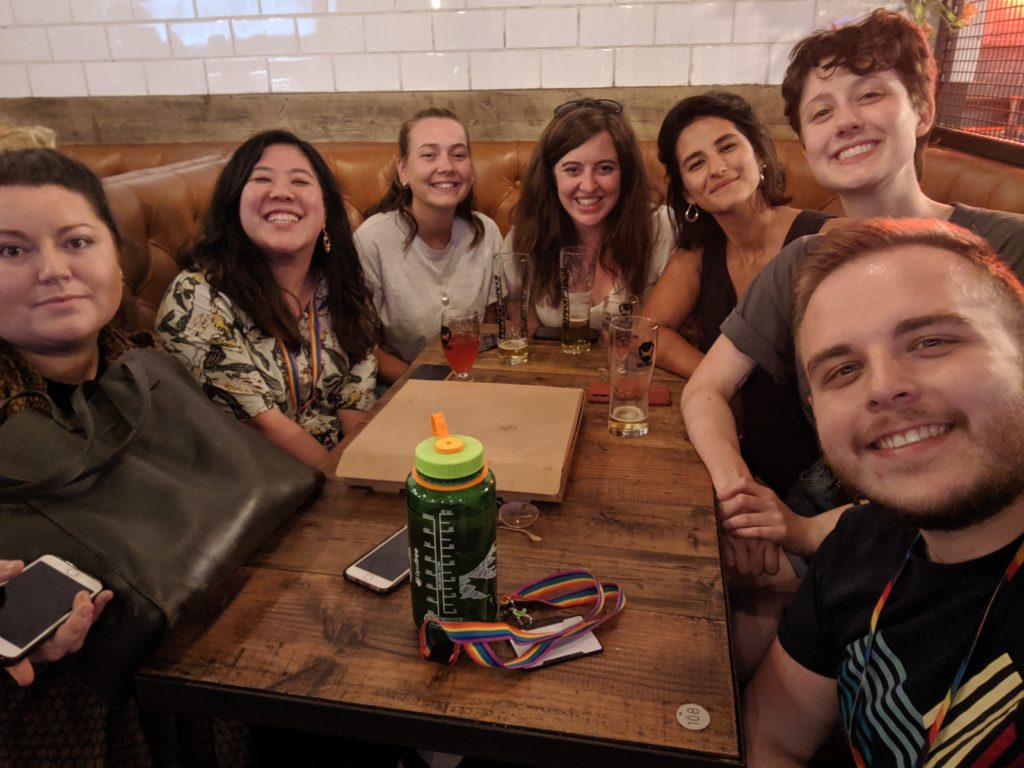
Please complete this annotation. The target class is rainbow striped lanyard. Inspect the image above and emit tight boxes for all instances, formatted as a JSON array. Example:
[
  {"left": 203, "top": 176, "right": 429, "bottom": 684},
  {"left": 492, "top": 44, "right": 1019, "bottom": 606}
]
[
  {"left": 418, "top": 570, "right": 626, "bottom": 670},
  {"left": 848, "top": 533, "right": 1024, "bottom": 768},
  {"left": 277, "top": 302, "right": 323, "bottom": 416}
]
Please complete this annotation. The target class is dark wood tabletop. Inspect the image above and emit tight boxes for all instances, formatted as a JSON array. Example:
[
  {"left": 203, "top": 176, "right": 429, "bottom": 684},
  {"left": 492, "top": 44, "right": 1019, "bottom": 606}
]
[{"left": 135, "top": 336, "right": 741, "bottom": 768}]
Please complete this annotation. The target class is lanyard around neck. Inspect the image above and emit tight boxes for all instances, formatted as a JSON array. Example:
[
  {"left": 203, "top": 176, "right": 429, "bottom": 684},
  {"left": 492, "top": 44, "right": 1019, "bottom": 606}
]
[
  {"left": 277, "top": 302, "right": 323, "bottom": 415},
  {"left": 848, "top": 533, "right": 1024, "bottom": 768}
]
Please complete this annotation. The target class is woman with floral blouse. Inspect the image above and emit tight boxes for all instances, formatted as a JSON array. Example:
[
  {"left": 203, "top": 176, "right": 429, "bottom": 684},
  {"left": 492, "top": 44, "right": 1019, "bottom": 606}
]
[{"left": 158, "top": 130, "right": 397, "bottom": 469}]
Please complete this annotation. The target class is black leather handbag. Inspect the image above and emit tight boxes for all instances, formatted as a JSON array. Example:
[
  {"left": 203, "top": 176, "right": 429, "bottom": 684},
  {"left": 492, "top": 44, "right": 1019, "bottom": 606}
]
[{"left": 0, "top": 349, "right": 324, "bottom": 702}]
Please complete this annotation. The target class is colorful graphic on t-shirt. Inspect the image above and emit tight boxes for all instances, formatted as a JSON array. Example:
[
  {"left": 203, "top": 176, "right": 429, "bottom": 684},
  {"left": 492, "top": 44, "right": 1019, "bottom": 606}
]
[{"left": 840, "top": 632, "right": 1024, "bottom": 767}]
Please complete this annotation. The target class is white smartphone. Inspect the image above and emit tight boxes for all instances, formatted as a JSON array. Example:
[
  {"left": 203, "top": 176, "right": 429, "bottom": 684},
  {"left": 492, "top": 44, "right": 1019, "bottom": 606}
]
[
  {"left": 344, "top": 527, "right": 410, "bottom": 594},
  {"left": 0, "top": 554, "right": 102, "bottom": 664}
]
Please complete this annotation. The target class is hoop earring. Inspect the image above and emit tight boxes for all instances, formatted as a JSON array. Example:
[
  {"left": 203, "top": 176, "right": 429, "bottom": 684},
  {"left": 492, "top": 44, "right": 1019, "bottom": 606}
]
[
  {"left": 322, "top": 228, "right": 331, "bottom": 254},
  {"left": 684, "top": 204, "right": 699, "bottom": 224}
]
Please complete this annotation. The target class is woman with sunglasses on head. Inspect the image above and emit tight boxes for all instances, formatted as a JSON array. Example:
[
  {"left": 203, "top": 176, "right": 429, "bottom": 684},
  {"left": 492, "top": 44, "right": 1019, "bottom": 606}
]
[
  {"left": 510, "top": 99, "right": 676, "bottom": 330},
  {"left": 355, "top": 108, "right": 504, "bottom": 364},
  {"left": 643, "top": 92, "right": 841, "bottom": 497},
  {"left": 159, "top": 130, "right": 383, "bottom": 470}
]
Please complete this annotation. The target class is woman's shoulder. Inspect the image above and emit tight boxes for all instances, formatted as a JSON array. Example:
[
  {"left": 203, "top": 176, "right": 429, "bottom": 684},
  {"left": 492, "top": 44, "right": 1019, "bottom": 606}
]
[
  {"left": 164, "top": 269, "right": 214, "bottom": 302},
  {"left": 471, "top": 211, "right": 501, "bottom": 231},
  {"left": 356, "top": 210, "right": 404, "bottom": 236}
]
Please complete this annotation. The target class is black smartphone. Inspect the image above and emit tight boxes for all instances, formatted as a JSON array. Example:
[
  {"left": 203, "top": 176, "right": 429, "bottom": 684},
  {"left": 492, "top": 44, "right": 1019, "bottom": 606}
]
[
  {"left": 479, "top": 334, "right": 498, "bottom": 352},
  {"left": 533, "top": 326, "right": 598, "bottom": 342},
  {"left": 410, "top": 364, "right": 451, "bottom": 381},
  {"left": 0, "top": 555, "right": 103, "bottom": 664},
  {"left": 344, "top": 527, "right": 410, "bottom": 594}
]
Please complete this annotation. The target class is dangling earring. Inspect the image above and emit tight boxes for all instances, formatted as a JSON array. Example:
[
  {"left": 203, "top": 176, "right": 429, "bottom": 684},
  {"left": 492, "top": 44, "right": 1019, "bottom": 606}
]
[
  {"left": 759, "top": 165, "right": 766, "bottom": 185},
  {"left": 322, "top": 228, "right": 331, "bottom": 254},
  {"left": 684, "top": 204, "right": 699, "bottom": 224}
]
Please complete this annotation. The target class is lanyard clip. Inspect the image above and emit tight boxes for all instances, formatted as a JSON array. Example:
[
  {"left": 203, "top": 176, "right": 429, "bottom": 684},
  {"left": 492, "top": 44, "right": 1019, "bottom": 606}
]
[{"left": 500, "top": 598, "right": 532, "bottom": 628}]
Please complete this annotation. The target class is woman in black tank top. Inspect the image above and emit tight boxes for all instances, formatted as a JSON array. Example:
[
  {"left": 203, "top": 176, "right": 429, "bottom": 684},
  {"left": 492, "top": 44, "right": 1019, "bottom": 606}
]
[{"left": 642, "top": 92, "right": 839, "bottom": 494}]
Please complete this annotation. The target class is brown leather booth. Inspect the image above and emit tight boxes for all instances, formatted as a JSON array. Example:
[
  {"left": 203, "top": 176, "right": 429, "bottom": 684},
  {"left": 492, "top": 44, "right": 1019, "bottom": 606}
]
[{"left": 71, "top": 140, "right": 1024, "bottom": 331}]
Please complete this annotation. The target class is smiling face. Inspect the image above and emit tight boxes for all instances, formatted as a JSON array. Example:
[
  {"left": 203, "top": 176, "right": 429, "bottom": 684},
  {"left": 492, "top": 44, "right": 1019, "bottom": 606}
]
[
  {"left": 397, "top": 117, "right": 473, "bottom": 218},
  {"left": 239, "top": 143, "right": 326, "bottom": 263},
  {"left": 799, "top": 245, "right": 1024, "bottom": 529},
  {"left": 0, "top": 184, "right": 123, "bottom": 358},
  {"left": 798, "top": 67, "right": 932, "bottom": 201},
  {"left": 676, "top": 115, "right": 762, "bottom": 215},
  {"left": 553, "top": 131, "right": 621, "bottom": 240}
]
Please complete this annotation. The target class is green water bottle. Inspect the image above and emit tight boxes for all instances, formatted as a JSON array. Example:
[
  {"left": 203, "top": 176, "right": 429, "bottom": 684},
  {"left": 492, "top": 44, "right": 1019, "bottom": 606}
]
[{"left": 407, "top": 413, "right": 497, "bottom": 630}]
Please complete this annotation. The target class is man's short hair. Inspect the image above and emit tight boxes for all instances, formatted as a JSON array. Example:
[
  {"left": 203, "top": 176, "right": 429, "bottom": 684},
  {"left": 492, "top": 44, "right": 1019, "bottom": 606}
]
[
  {"left": 781, "top": 9, "right": 937, "bottom": 176},
  {"left": 793, "top": 218, "right": 1024, "bottom": 348}
]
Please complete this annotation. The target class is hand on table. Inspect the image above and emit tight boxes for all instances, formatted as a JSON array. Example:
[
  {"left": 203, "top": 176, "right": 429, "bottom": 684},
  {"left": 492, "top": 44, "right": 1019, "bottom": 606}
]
[
  {"left": 1, "top": 559, "right": 113, "bottom": 687},
  {"left": 717, "top": 477, "right": 815, "bottom": 559}
]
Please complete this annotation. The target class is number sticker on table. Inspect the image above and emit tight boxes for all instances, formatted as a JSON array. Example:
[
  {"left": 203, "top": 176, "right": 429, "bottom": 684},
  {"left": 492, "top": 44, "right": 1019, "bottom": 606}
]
[{"left": 676, "top": 703, "right": 710, "bottom": 731}]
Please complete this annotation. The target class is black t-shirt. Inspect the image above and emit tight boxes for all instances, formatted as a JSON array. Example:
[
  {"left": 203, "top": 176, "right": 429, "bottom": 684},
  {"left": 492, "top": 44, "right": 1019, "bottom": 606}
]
[{"left": 779, "top": 504, "right": 1024, "bottom": 766}]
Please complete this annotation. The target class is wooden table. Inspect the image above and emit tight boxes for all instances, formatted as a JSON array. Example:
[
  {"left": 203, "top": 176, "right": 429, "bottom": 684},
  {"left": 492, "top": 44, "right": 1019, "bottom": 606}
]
[{"left": 135, "top": 337, "right": 741, "bottom": 768}]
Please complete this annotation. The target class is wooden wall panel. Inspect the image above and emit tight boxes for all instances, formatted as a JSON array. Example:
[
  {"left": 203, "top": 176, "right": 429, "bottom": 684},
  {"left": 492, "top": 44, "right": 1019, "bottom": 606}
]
[{"left": 0, "top": 86, "right": 794, "bottom": 145}]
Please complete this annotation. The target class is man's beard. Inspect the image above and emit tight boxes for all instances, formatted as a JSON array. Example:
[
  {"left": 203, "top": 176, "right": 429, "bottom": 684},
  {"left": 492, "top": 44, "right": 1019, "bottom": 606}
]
[
  {"left": 870, "top": 469, "right": 1024, "bottom": 531},
  {"left": 829, "top": 405, "right": 1024, "bottom": 532}
]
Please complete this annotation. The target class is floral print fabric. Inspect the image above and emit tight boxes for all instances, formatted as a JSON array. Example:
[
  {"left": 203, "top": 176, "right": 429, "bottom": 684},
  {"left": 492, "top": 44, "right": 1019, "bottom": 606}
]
[{"left": 158, "top": 271, "right": 376, "bottom": 449}]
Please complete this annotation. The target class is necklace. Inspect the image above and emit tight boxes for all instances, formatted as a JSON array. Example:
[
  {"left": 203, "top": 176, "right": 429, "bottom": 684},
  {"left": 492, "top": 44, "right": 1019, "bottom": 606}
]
[
  {"left": 847, "top": 533, "right": 1024, "bottom": 767},
  {"left": 437, "top": 244, "right": 458, "bottom": 308}
]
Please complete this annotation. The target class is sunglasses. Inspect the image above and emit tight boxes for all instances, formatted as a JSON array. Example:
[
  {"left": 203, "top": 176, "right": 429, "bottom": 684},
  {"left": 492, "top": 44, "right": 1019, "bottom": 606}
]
[{"left": 553, "top": 99, "right": 624, "bottom": 118}]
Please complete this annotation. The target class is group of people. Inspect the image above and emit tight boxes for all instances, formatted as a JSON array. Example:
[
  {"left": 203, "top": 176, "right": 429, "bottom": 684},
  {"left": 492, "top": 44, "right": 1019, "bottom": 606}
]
[{"left": 2, "top": 5, "right": 1024, "bottom": 766}]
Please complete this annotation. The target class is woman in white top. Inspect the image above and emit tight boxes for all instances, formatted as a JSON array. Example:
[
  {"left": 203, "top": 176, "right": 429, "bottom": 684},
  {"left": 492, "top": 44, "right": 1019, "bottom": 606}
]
[
  {"left": 355, "top": 108, "right": 503, "bottom": 363},
  {"left": 508, "top": 99, "right": 675, "bottom": 329}
]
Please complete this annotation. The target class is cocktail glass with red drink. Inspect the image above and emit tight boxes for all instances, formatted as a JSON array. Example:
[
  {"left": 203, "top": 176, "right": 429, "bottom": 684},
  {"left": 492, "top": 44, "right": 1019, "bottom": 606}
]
[{"left": 441, "top": 307, "right": 480, "bottom": 381}]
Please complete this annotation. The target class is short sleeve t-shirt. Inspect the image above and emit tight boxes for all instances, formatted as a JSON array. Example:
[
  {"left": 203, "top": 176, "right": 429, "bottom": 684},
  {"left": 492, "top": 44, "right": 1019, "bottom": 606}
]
[
  {"left": 779, "top": 505, "right": 1024, "bottom": 767},
  {"left": 722, "top": 204, "right": 1024, "bottom": 390},
  {"left": 355, "top": 210, "right": 503, "bottom": 362}
]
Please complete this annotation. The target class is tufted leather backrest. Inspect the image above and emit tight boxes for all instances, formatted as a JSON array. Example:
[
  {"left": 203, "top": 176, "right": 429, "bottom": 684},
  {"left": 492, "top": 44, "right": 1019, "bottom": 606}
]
[{"left": 92, "top": 140, "right": 1023, "bottom": 330}]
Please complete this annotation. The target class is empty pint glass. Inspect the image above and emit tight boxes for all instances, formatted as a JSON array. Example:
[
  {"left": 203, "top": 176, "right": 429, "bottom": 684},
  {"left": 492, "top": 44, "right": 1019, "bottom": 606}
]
[
  {"left": 559, "top": 245, "right": 597, "bottom": 355},
  {"left": 607, "top": 315, "right": 658, "bottom": 437},
  {"left": 492, "top": 252, "right": 530, "bottom": 365}
]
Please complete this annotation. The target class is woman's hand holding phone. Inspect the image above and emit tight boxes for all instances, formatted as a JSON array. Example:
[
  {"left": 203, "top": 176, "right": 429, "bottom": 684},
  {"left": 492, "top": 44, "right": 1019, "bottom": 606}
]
[{"left": 0, "top": 559, "right": 113, "bottom": 687}]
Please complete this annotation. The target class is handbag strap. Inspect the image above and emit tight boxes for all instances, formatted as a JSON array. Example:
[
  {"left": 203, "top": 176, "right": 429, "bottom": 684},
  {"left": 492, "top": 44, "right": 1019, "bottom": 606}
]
[
  {"left": 0, "top": 355, "right": 152, "bottom": 501},
  {"left": 419, "top": 570, "right": 626, "bottom": 669}
]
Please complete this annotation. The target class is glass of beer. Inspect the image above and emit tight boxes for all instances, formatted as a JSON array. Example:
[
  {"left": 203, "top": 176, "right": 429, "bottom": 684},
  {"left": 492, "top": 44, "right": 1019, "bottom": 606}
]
[
  {"left": 558, "top": 245, "right": 597, "bottom": 355},
  {"left": 601, "top": 291, "right": 639, "bottom": 344},
  {"left": 492, "top": 252, "right": 530, "bottom": 365},
  {"left": 441, "top": 307, "right": 480, "bottom": 381},
  {"left": 607, "top": 315, "right": 658, "bottom": 437}
]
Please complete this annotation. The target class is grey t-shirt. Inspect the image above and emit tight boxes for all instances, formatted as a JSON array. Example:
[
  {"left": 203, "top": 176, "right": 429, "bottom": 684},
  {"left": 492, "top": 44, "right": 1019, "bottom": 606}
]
[
  {"left": 355, "top": 210, "right": 504, "bottom": 362},
  {"left": 721, "top": 203, "right": 1024, "bottom": 392}
]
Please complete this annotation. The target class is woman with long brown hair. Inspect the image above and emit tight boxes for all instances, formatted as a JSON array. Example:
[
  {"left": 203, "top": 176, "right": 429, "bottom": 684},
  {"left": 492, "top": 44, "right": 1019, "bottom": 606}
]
[{"left": 510, "top": 99, "right": 675, "bottom": 328}]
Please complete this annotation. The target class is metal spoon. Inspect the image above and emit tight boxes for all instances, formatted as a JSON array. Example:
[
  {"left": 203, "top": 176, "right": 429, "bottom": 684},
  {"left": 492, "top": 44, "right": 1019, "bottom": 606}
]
[{"left": 499, "top": 524, "right": 542, "bottom": 542}]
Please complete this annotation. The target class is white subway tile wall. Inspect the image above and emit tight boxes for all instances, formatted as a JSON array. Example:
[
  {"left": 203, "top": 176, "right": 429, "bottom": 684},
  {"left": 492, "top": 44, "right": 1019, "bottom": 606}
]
[
  {"left": 27, "top": 62, "right": 88, "bottom": 96},
  {"left": 143, "top": 58, "right": 207, "bottom": 93},
  {"left": 333, "top": 52, "right": 400, "bottom": 90},
  {"left": 206, "top": 55, "right": 268, "bottom": 92},
  {"left": 48, "top": 24, "right": 111, "bottom": 60},
  {"left": 469, "top": 49, "right": 540, "bottom": 89},
  {"left": 70, "top": 0, "right": 133, "bottom": 22},
  {"left": 269, "top": 54, "right": 334, "bottom": 90},
  {"left": 0, "top": 64, "right": 31, "bottom": 97},
  {"left": 0, "top": 0, "right": 906, "bottom": 97},
  {"left": 169, "top": 20, "right": 233, "bottom": 58},
  {"left": 400, "top": 51, "right": 469, "bottom": 90},
  {"left": 85, "top": 60, "right": 148, "bottom": 95}
]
